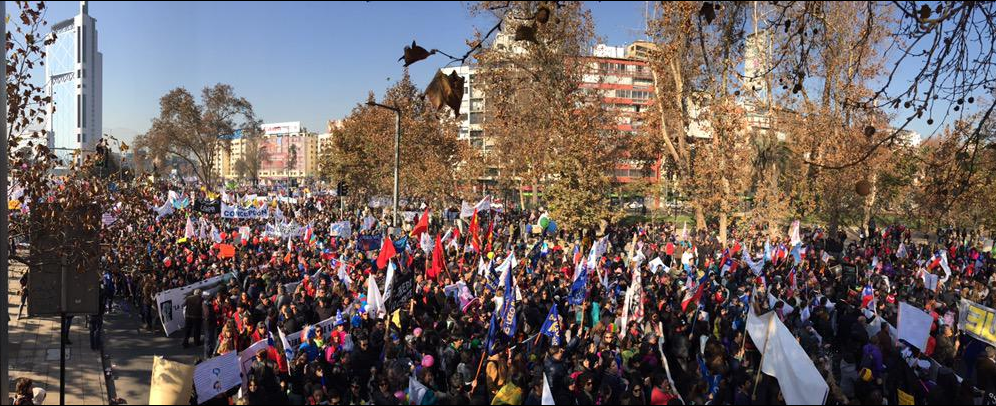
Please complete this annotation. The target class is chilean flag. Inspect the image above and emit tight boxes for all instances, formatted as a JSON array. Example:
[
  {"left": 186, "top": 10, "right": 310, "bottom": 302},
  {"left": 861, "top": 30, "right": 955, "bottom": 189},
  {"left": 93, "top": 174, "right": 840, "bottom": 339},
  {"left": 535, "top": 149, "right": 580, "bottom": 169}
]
[
  {"left": 681, "top": 274, "right": 709, "bottom": 312},
  {"left": 303, "top": 223, "right": 314, "bottom": 246},
  {"left": 861, "top": 284, "right": 875, "bottom": 309},
  {"left": 719, "top": 251, "right": 736, "bottom": 277}
]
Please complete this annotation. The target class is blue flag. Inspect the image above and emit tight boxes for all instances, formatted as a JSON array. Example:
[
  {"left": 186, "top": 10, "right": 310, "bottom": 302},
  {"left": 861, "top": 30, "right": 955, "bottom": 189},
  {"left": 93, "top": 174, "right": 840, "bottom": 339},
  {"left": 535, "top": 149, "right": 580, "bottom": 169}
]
[
  {"left": 485, "top": 313, "right": 501, "bottom": 355},
  {"left": 568, "top": 263, "right": 589, "bottom": 306},
  {"left": 499, "top": 264, "right": 518, "bottom": 338},
  {"left": 791, "top": 243, "right": 802, "bottom": 265},
  {"left": 540, "top": 303, "right": 563, "bottom": 346},
  {"left": 393, "top": 235, "right": 409, "bottom": 252}
]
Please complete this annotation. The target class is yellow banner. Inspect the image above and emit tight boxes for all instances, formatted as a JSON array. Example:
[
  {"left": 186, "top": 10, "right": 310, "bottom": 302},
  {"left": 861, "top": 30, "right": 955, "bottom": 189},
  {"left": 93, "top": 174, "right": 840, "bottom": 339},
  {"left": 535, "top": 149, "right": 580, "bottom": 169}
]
[{"left": 959, "top": 299, "right": 996, "bottom": 347}]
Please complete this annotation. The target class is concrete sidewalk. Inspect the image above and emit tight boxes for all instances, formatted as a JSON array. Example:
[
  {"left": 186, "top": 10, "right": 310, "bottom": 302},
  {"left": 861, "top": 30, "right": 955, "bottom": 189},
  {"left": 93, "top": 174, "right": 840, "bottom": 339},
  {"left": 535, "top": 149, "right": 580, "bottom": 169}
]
[
  {"left": 101, "top": 299, "right": 201, "bottom": 405},
  {"left": 6, "top": 263, "right": 107, "bottom": 405}
]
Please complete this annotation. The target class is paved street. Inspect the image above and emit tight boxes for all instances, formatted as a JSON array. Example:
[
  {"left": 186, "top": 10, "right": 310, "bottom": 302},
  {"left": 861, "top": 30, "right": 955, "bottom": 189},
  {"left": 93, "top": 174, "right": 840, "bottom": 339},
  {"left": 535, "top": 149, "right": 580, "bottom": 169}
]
[
  {"left": 101, "top": 299, "right": 201, "bottom": 405},
  {"left": 6, "top": 263, "right": 107, "bottom": 405}
]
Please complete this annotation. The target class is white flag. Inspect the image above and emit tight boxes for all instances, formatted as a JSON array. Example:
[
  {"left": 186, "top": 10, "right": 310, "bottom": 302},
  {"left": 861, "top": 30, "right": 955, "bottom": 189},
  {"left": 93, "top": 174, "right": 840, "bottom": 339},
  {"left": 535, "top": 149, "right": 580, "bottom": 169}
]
[
  {"left": 460, "top": 201, "right": 476, "bottom": 219},
  {"left": 542, "top": 372, "right": 556, "bottom": 405},
  {"left": 198, "top": 219, "right": 208, "bottom": 240},
  {"left": 382, "top": 261, "right": 395, "bottom": 300},
  {"left": 789, "top": 220, "right": 801, "bottom": 246},
  {"left": 420, "top": 232, "right": 434, "bottom": 255},
  {"left": 746, "top": 309, "right": 829, "bottom": 406},
  {"left": 366, "top": 276, "right": 385, "bottom": 319},
  {"left": 184, "top": 217, "right": 196, "bottom": 239},
  {"left": 475, "top": 195, "right": 492, "bottom": 213}
]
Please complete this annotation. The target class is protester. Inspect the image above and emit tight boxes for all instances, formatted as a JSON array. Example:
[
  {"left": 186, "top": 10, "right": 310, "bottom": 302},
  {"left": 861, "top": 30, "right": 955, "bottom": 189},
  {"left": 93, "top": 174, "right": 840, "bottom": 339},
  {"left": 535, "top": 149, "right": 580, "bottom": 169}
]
[{"left": 98, "top": 182, "right": 996, "bottom": 405}]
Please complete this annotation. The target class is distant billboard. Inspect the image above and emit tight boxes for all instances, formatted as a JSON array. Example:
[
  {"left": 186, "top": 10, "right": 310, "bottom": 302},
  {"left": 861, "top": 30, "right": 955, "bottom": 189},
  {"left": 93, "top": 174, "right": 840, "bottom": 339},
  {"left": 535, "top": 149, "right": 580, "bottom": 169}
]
[
  {"left": 262, "top": 121, "right": 301, "bottom": 135},
  {"left": 261, "top": 136, "right": 308, "bottom": 173}
]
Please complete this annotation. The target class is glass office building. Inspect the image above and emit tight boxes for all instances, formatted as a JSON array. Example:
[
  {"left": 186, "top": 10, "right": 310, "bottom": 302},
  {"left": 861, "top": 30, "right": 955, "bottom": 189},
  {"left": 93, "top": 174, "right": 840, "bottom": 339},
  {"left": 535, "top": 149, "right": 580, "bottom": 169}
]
[{"left": 45, "top": 1, "right": 102, "bottom": 167}]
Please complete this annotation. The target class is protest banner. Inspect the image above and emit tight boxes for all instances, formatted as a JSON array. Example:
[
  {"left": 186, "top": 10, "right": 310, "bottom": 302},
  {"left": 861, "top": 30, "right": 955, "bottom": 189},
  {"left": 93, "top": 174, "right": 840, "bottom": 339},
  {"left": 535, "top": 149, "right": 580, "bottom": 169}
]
[
  {"left": 155, "top": 273, "right": 235, "bottom": 336},
  {"left": 194, "top": 351, "right": 241, "bottom": 404},
  {"left": 284, "top": 316, "right": 338, "bottom": 349},
  {"left": 149, "top": 356, "right": 195, "bottom": 405},
  {"left": 239, "top": 339, "right": 268, "bottom": 390},
  {"left": 357, "top": 235, "right": 383, "bottom": 252},
  {"left": 330, "top": 221, "right": 352, "bottom": 238},
  {"left": 221, "top": 202, "right": 270, "bottom": 219},
  {"left": 194, "top": 198, "right": 221, "bottom": 215},
  {"left": 959, "top": 299, "right": 996, "bottom": 347}
]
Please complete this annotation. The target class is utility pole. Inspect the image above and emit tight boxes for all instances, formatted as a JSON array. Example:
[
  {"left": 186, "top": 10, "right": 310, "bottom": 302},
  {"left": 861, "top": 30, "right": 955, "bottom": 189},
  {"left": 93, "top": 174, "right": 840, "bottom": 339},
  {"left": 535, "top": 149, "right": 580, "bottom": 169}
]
[
  {"left": 1, "top": 1, "right": 9, "bottom": 403},
  {"left": 366, "top": 101, "right": 402, "bottom": 228}
]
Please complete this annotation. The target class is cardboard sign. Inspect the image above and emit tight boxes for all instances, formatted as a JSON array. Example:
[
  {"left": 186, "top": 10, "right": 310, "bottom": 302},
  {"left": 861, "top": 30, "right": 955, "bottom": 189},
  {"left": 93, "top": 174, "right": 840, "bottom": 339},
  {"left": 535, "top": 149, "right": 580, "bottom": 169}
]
[{"left": 149, "top": 356, "right": 195, "bottom": 405}]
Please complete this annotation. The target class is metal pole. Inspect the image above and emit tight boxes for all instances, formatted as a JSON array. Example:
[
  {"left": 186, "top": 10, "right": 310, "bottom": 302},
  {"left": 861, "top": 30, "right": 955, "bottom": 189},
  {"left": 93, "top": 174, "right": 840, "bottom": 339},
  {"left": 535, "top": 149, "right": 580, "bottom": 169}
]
[
  {"left": 60, "top": 256, "right": 67, "bottom": 406},
  {"left": 0, "top": 0, "right": 9, "bottom": 402},
  {"left": 392, "top": 110, "right": 400, "bottom": 228}
]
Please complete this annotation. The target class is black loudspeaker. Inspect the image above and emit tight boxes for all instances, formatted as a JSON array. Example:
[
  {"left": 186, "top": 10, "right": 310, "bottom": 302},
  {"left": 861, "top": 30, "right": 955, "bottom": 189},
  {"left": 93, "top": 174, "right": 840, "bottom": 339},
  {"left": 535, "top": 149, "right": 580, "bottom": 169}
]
[{"left": 27, "top": 203, "right": 101, "bottom": 316}]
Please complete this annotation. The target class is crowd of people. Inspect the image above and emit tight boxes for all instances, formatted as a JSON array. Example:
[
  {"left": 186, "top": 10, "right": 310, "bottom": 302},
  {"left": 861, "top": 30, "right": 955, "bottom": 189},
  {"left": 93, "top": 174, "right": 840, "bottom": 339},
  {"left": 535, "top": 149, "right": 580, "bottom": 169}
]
[{"left": 76, "top": 182, "right": 996, "bottom": 404}]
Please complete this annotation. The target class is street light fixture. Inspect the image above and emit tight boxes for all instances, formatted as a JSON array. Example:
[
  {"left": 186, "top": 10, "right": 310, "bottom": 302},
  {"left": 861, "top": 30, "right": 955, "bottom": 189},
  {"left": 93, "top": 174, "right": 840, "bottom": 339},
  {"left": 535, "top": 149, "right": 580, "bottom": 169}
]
[{"left": 366, "top": 101, "right": 402, "bottom": 228}]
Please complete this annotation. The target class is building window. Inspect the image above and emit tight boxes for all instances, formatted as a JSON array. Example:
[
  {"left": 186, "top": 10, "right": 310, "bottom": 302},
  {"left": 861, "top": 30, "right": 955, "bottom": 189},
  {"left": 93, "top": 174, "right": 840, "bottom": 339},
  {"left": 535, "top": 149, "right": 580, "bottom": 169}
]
[
  {"left": 82, "top": 94, "right": 86, "bottom": 128},
  {"left": 77, "top": 94, "right": 81, "bottom": 127},
  {"left": 81, "top": 26, "right": 85, "bottom": 63},
  {"left": 76, "top": 27, "right": 80, "bottom": 62}
]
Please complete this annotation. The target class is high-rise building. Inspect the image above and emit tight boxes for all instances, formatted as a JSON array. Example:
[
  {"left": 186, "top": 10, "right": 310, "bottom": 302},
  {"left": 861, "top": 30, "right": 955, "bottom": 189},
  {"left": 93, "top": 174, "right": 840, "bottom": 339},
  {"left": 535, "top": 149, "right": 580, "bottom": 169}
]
[
  {"left": 45, "top": 1, "right": 102, "bottom": 166},
  {"left": 213, "top": 122, "right": 321, "bottom": 181},
  {"left": 583, "top": 44, "right": 659, "bottom": 184}
]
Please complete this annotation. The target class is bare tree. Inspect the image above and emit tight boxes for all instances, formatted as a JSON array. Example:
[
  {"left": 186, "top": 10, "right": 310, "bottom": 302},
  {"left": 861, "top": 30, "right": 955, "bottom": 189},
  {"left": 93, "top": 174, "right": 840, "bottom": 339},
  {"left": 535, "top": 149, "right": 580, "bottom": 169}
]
[{"left": 144, "top": 84, "right": 260, "bottom": 186}]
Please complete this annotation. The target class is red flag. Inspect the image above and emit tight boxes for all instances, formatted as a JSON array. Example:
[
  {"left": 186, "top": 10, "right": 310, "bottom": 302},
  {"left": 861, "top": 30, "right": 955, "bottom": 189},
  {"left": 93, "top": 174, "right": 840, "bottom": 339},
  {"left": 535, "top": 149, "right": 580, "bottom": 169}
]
[
  {"left": 218, "top": 244, "right": 236, "bottom": 259},
  {"left": 469, "top": 209, "right": 481, "bottom": 252},
  {"left": 429, "top": 234, "right": 445, "bottom": 280},
  {"left": 484, "top": 219, "right": 495, "bottom": 254},
  {"left": 411, "top": 208, "right": 430, "bottom": 238},
  {"left": 377, "top": 235, "right": 397, "bottom": 269}
]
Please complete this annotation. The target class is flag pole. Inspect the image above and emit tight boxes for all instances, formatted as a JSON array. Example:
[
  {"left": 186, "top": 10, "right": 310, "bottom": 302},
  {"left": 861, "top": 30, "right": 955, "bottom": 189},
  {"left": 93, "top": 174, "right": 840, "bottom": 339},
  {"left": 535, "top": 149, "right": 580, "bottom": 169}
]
[{"left": 752, "top": 311, "right": 774, "bottom": 400}]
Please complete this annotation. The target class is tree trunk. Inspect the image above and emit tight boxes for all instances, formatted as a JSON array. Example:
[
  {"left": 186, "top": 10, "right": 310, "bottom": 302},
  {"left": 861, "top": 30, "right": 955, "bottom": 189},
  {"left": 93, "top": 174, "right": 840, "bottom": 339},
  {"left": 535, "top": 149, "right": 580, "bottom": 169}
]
[
  {"left": 518, "top": 180, "right": 527, "bottom": 211},
  {"left": 768, "top": 160, "right": 780, "bottom": 239},
  {"left": 530, "top": 178, "right": 540, "bottom": 208},
  {"left": 862, "top": 172, "right": 879, "bottom": 238},
  {"left": 829, "top": 210, "right": 841, "bottom": 241},
  {"left": 719, "top": 212, "right": 728, "bottom": 247},
  {"left": 694, "top": 202, "right": 706, "bottom": 232}
]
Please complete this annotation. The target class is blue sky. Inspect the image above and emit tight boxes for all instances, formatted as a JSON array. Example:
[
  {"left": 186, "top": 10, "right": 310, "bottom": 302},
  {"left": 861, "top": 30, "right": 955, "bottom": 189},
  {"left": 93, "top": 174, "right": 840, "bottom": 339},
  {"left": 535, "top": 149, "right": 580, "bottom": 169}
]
[
  {"left": 28, "top": 1, "right": 650, "bottom": 143},
  {"left": 20, "top": 1, "right": 965, "bottom": 145}
]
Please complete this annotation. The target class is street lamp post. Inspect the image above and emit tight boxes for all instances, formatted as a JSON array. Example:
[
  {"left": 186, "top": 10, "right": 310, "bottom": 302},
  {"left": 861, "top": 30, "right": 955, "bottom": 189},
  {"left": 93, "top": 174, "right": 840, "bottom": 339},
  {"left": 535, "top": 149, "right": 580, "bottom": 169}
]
[{"left": 366, "top": 101, "right": 402, "bottom": 228}]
